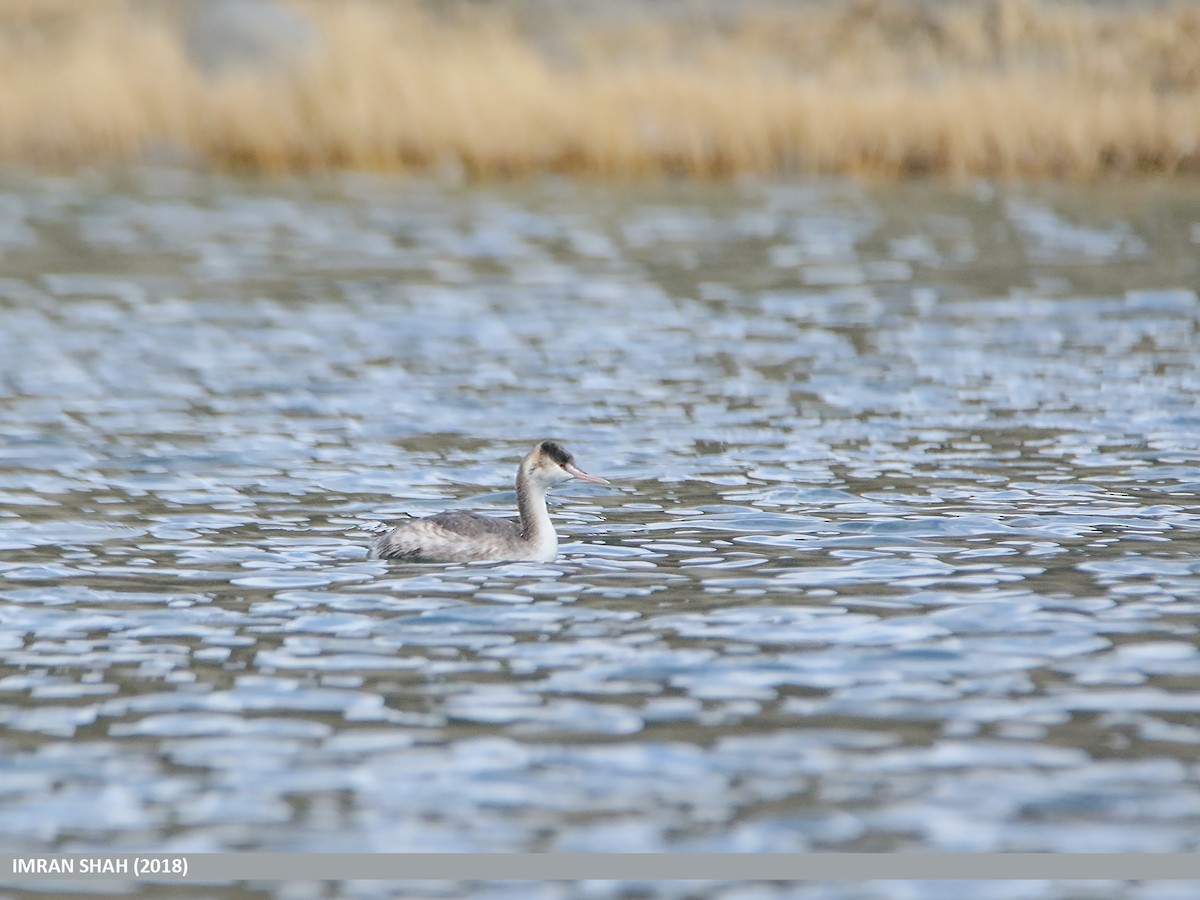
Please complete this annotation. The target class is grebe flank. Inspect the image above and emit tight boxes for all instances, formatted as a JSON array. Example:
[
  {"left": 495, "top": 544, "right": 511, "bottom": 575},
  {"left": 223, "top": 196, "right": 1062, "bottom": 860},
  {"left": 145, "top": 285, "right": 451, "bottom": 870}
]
[{"left": 372, "top": 440, "right": 609, "bottom": 563}]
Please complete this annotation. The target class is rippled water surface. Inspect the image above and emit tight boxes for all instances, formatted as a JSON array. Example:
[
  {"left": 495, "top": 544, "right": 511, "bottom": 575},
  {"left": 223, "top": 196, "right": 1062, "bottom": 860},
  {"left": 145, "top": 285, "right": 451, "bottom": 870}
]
[{"left": 2, "top": 170, "right": 1200, "bottom": 896}]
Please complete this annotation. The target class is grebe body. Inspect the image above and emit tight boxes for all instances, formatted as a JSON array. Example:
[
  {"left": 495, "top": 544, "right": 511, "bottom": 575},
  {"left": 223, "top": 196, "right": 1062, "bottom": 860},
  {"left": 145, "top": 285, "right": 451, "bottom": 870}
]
[{"left": 372, "top": 440, "right": 607, "bottom": 563}]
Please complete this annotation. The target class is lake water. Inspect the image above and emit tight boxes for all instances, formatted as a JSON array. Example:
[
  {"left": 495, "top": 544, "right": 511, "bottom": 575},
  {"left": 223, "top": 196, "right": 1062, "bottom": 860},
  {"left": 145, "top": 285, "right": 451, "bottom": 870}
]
[{"left": 1, "top": 170, "right": 1199, "bottom": 899}]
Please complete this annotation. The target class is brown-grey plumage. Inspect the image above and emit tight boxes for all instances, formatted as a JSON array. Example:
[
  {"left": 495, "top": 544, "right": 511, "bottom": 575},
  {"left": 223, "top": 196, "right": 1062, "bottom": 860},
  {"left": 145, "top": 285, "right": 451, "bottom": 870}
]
[{"left": 372, "top": 440, "right": 608, "bottom": 563}]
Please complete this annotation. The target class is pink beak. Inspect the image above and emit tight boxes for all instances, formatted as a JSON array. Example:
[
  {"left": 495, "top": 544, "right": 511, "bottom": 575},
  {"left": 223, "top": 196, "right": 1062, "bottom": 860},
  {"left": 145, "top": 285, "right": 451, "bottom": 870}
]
[{"left": 564, "top": 462, "right": 609, "bottom": 484}]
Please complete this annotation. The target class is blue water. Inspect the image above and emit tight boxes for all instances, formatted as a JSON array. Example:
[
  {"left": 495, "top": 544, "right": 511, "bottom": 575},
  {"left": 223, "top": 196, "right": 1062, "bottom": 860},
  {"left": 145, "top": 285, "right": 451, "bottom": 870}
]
[{"left": 1, "top": 171, "right": 1199, "bottom": 899}]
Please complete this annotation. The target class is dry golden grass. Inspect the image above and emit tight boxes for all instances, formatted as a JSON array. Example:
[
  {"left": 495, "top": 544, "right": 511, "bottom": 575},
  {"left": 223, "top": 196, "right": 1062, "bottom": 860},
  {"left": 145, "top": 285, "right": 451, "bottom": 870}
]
[{"left": 1, "top": 0, "right": 1198, "bottom": 178}]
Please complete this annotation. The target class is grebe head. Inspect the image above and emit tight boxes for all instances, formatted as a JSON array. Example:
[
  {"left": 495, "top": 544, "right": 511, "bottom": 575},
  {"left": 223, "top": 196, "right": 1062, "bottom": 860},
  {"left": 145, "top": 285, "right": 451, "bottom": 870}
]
[{"left": 523, "top": 440, "right": 609, "bottom": 488}]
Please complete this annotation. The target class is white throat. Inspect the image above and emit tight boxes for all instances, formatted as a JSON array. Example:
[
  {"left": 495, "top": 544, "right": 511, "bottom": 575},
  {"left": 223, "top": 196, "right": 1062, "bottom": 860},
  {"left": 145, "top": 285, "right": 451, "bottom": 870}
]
[{"left": 517, "top": 472, "right": 560, "bottom": 561}]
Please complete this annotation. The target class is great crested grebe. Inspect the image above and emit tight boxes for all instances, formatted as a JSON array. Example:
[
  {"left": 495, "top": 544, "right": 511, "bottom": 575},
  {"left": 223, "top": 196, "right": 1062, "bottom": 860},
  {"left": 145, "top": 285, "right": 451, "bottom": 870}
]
[{"left": 372, "top": 440, "right": 609, "bottom": 563}]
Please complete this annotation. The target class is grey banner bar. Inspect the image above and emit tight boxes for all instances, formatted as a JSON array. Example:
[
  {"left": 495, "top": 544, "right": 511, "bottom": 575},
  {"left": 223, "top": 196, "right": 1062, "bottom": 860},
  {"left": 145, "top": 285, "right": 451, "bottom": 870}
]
[{"left": 4, "top": 854, "right": 1200, "bottom": 882}]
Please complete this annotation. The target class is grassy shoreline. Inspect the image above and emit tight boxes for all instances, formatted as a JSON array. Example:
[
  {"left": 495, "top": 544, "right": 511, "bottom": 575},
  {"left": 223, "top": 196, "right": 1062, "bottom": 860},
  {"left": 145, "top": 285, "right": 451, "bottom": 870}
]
[{"left": 2, "top": 0, "right": 1199, "bottom": 179}]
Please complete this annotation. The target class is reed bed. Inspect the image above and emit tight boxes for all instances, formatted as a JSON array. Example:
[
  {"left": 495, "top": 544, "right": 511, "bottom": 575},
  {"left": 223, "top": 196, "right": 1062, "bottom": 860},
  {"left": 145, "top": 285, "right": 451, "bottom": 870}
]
[{"left": 1, "top": 0, "right": 1198, "bottom": 178}]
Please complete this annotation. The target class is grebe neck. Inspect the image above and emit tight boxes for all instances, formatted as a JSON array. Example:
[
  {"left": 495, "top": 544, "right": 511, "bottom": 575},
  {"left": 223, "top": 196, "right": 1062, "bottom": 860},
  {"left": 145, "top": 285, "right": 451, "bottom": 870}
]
[{"left": 516, "top": 469, "right": 557, "bottom": 557}]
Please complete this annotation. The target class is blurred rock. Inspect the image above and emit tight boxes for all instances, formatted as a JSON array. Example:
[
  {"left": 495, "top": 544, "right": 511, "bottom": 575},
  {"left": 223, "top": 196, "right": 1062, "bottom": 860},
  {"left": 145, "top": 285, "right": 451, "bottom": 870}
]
[{"left": 183, "top": 0, "right": 317, "bottom": 76}]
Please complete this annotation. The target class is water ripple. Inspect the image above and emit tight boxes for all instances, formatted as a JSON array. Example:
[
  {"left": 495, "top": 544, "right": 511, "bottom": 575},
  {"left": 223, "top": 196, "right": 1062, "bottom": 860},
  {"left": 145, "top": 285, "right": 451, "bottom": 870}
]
[{"left": 1, "top": 172, "right": 1199, "bottom": 864}]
